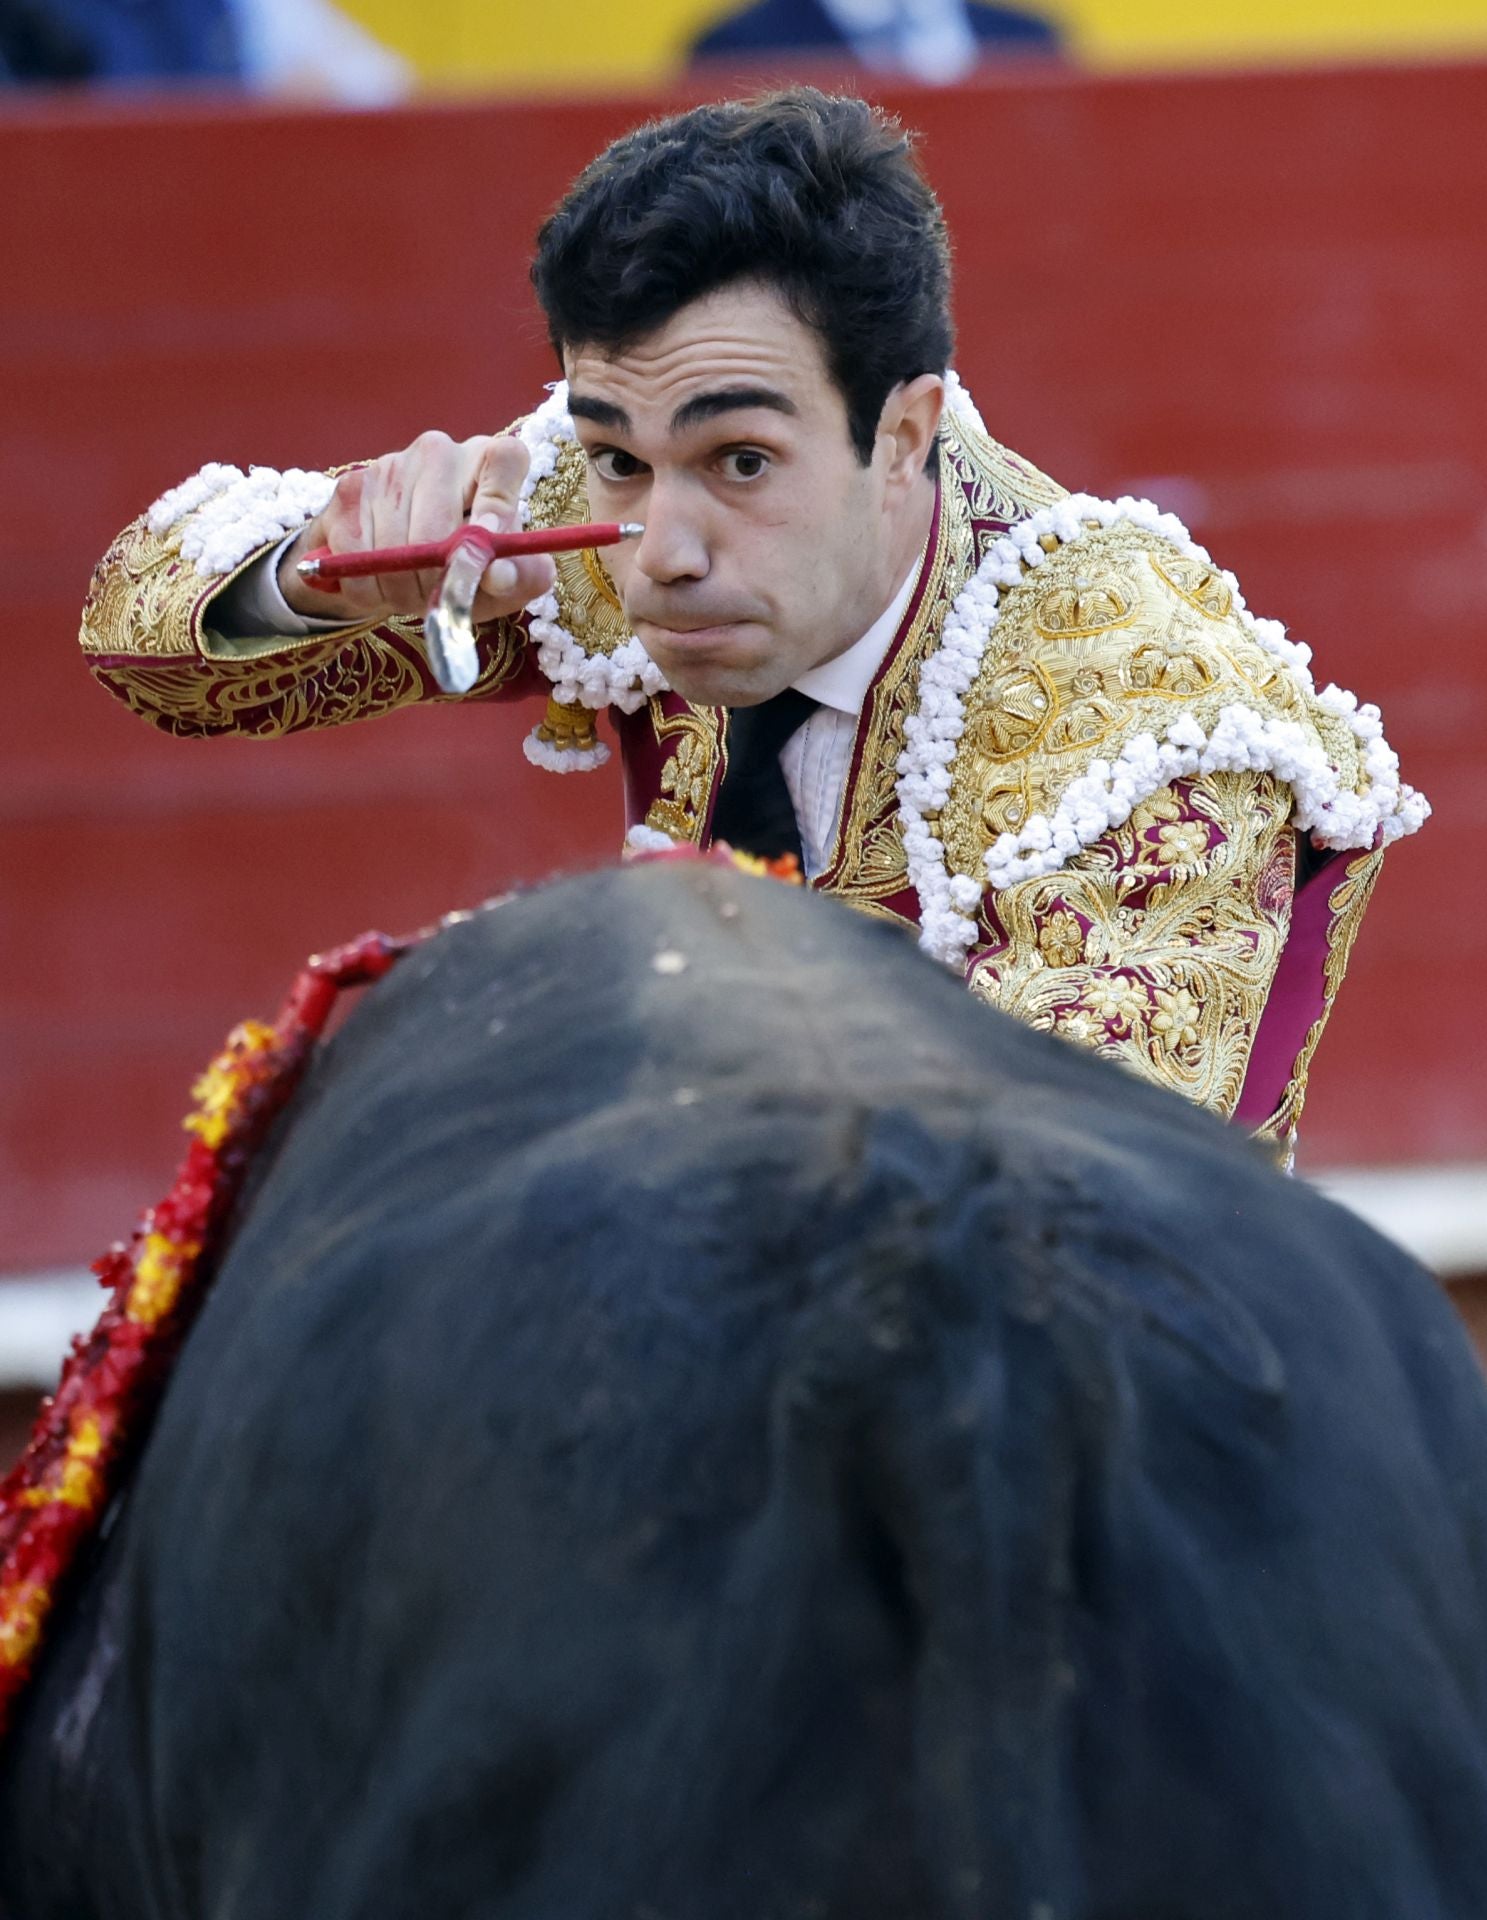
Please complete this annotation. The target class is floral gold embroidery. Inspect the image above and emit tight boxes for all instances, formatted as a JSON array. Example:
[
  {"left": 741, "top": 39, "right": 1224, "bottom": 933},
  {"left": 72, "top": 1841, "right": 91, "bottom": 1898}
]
[
  {"left": 91, "top": 616, "right": 522, "bottom": 739},
  {"left": 1125, "top": 637, "right": 1218, "bottom": 698},
  {"left": 1156, "top": 820, "right": 1212, "bottom": 868},
  {"left": 1150, "top": 551, "right": 1235, "bottom": 621},
  {"left": 1150, "top": 986, "right": 1202, "bottom": 1053},
  {"left": 645, "top": 703, "right": 724, "bottom": 845},
  {"left": 1035, "top": 580, "right": 1134, "bottom": 640},
  {"left": 967, "top": 771, "right": 1294, "bottom": 1118},
  {"left": 1084, "top": 977, "right": 1147, "bottom": 1032},
  {"left": 82, "top": 515, "right": 222, "bottom": 661},
  {"left": 942, "top": 407, "right": 1065, "bottom": 523},
  {"left": 1038, "top": 909, "right": 1086, "bottom": 968}
]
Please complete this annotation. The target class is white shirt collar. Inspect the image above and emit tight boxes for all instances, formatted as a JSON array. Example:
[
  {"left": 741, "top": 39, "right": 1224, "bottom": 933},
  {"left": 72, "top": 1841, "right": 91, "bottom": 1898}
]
[{"left": 789, "top": 553, "right": 924, "bottom": 717}]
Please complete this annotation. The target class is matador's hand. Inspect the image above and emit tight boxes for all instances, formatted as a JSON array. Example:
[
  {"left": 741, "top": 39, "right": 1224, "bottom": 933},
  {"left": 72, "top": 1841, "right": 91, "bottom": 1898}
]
[{"left": 278, "top": 432, "right": 557, "bottom": 625}]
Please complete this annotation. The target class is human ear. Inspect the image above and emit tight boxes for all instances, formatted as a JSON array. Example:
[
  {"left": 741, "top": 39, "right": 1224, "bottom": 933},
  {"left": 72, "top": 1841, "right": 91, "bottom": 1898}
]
[{"left": 878, "top": 374, "right": 945, "bottom": 489}]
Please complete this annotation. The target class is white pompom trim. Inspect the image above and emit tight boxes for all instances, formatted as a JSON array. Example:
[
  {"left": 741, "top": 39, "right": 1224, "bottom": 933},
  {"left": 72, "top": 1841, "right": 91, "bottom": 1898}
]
[
  {"left": 147, "top": 464, "right": 245, "bottom": 534},
  {"left": 941, "top": 369, "right": 989, "bottom": 441},
  {"left": 515, "top": 381, "right": 579, "bottom": 509},
  {"left": 148, "top": 464, "right": 335, "bottom": 578},
  {"left": 625, "top": 823, "right": 679, "bottom": 853},
  {"left": 516, "top": 382, "right": 671, "bottom": 717},
  {"left": 896, "top": 491, "right": 1430, "bottom": 967},
  {"left": 520, "top": 732, "right": 611, "bottom": 773}
]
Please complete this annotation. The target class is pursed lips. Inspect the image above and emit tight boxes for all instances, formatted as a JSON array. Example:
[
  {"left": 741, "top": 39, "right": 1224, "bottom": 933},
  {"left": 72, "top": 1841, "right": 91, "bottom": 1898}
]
[
  {"left": 633, "top": 615, "right": 754, "bottom": 643},
  {"left": 633, "top": 608, "right": 749, "bottom": 629}
]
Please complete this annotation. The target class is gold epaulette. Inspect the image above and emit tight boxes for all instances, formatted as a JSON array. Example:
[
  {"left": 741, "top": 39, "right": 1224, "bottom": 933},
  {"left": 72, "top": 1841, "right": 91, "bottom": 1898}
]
[{"left": 941, "top": 518, "right": 1366, "bottom": 883}]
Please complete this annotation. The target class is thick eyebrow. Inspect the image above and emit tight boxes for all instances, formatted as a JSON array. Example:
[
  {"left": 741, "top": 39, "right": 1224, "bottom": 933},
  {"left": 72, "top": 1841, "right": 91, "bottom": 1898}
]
[
  {"left": 566, "top": 393, "right": 632, "bottom": 433},
  {"left": 668, "top": 386, "right": 798, "bottom": 434},
  {"left": 566, "top": 385, "right": 798, "bottom": 440}
]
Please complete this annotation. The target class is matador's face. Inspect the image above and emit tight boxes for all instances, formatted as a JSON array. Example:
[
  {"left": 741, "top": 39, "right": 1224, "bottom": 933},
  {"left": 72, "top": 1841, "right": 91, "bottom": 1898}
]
[{"left": 564, "top": 281, "right": 939, "bottom": 707}]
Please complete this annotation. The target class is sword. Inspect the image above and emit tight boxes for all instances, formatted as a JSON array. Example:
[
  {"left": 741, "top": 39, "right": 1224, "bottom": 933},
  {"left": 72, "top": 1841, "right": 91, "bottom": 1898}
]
[{"left": 296, "top": 521, "right": 643, "bottom": 695}]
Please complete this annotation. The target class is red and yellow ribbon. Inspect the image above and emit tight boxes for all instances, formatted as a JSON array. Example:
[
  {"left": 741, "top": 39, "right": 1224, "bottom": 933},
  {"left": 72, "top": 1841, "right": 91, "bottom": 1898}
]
[{"left": 0, "top": 931, "right": 411, "bottom": 1739}]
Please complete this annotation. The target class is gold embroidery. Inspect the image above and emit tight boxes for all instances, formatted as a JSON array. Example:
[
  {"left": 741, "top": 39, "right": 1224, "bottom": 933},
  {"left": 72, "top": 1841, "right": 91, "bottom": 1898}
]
[
  {"left": 527, "top": 437, "right": 631, "bottom": 658},
  {"left": 1038, "top": 909, "right": 1087, "bottom": 968},
  {"left": 645, "top": 701, "right": 725, "bottom": 844},
  {"left": 81, "top": 425, "right": 589, "bottom": 727},
  {"left": 939, "top": 526, "right": 1328, "bottom": 886},
  {"left": 81, "top": 514, "right": 227, "bottom": 661},
  {"left": 940, "top": 410, "right": 1065, "bottom": 523},
  {"left": 93, "top": 614, "right": 522, "bottom": 739},
  {"left": 82, "top": 462, "right": 386, "bottom": 666},
  {"left": 968, "top": 772, "right": 1295, "bottom": 1118},
  {"left": 0, "top": 1582, "right": 48, "bottom": 1670},
  {"left": 1035, "top": 579, "right": 1134, "bottom": 639},
  {"left": 822, "top": 423, "right": 1066, "bottom": 912},
  {"left": 81, "top": 477, "right": 524, "bottom": 736},
  {"left": 1253, "top": 847, "right": 1385, "bottom": 1147},
  {"left": 533, "top": 694, "right": 602, "bottom": 755},
  {"left": 1149, "top": 551, "right": 1235, "bottom": 621},
  {"left": 524, "top": 433, "right": 721, "bottom": 824},
  {"left": 822, "top": 484, "right": 964, "bottom": 905}
]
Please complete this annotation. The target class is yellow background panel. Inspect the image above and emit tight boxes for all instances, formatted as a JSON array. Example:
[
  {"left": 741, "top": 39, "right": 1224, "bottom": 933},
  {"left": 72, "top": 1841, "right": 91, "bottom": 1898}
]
[
  {"left": 337, "top": 0, "right": 1487, "bottom": 87},
  {"left": 1073, "top": 0, "right": 1487, "bottom": 67}
]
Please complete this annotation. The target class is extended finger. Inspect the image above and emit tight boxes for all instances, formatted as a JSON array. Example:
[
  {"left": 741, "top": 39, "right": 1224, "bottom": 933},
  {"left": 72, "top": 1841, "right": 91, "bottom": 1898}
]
[
  {"left": 472, "top": 551, "right": 557, "bottom": 625},
  {"left": 365, "top": 452, "right": 428, "bottom": 618},
  {"left": 466, "top": 435, "right": 529, "bottom": 534},
  {"left": 405, "top": 432, "right": 464, "bottom": 605},
  {"left": 323, "top": 466, "right": 398, "bottom": 620}
]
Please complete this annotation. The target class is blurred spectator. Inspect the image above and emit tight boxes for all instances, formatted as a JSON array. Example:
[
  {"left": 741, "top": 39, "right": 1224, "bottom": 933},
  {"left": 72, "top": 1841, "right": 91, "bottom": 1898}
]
[
  {"left": 691, "top": 0, "right": 1059, "bottom": 84},
  {"left": 231, "top": 0, "right": 410, "bottom": 105},
  {"left": 0, "top": 0, "right": 409, "bottom": 99},
  {"left": 0, "top": 0, "right": 241, "bottom": 82}
]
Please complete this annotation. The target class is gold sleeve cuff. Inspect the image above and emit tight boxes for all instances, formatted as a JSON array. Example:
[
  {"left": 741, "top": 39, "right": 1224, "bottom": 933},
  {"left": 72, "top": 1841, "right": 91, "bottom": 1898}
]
[
  {"left": 80, "top": 511, "right": 524, "bottom": 738},
  {"left": 80, "top": 511, "right": 294, "bottom": 664}
]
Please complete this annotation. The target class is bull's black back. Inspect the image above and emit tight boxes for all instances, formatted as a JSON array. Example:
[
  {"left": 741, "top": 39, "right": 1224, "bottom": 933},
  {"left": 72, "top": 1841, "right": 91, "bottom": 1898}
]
[{"left": 3, "top": 861, "right": 1486, "bottom": 1920}]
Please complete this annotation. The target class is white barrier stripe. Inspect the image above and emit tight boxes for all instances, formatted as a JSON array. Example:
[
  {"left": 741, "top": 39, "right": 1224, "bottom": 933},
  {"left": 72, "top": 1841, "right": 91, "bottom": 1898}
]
[
  {"left": 1309, "top": 1164, "right": 1487, "bottom": 1280},
  {"left": 0, "top": 1270, "right": 102, "bottom": 1389}
]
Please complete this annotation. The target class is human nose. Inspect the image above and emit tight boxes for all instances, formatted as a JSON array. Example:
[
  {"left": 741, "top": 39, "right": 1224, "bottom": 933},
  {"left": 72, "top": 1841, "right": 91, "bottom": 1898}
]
[{"left": 631, "top": 475, "right": 709, "bottom": 586}]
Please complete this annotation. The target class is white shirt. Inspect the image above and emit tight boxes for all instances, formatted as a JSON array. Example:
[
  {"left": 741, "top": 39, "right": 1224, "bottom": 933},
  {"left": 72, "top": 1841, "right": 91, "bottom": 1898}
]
[
  {"left": 216, "top": 541, "right": 924, "bottom": 880},
  {"left": 780, "top": 559, "right": 921, "bottom": 878},
  {"left": 210, "top": 533, "right": 353, "bottom": 643}
]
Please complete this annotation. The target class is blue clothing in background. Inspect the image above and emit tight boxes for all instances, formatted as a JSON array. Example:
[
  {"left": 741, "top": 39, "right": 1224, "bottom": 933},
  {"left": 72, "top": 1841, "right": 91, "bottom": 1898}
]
[
  {"left": 0, "top": 0, "right": 242, "bottom": 83},
  {"left": 692, "top": 0, "right": 1059, "bottom": 63}
]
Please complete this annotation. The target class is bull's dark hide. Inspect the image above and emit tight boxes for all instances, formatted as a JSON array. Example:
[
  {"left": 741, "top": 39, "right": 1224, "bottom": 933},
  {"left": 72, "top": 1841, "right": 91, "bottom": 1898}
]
[{"left": 3, "top": 862, "right": 1485, "bottom": 1919}]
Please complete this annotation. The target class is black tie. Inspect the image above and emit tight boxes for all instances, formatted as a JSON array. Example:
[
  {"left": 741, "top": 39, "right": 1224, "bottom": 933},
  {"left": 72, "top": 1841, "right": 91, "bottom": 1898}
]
[{"left": 711, "top": 688, "right": 820, "bottom": 862}]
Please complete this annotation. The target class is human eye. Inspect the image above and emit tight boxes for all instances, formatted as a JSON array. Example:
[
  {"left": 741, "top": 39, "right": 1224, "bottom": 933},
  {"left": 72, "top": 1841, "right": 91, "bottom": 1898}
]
[
  {"left": 718, "top": 447, "right": 770, "bottom": 482},
  {"left": 587, "top": 447, "right": 648, "bottom": 484}
]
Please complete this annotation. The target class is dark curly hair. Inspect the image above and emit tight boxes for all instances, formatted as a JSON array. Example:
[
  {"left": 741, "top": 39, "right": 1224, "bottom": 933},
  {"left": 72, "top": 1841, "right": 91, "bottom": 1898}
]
[{"left": 530, "top": 89, "right": 954, "bottom": 466}]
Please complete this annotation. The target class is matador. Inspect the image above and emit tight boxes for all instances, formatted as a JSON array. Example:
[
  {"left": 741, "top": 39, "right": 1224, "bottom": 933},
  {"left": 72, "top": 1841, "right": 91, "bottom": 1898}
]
[{"left": 77, "top": 90, "right": 1426, "bottom": 1156}]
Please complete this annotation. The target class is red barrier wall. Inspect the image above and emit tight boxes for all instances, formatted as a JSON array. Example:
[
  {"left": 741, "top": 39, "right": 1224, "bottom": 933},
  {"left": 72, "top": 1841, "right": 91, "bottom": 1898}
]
[{"left": 2, "top": 63, "right": 1484, "bottom": 1271}]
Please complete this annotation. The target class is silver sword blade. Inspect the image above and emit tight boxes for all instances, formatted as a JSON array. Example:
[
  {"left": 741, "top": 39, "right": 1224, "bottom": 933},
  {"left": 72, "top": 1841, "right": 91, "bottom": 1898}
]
[{"left": 422, "top": 537, "right": 487, "bottom": 695}]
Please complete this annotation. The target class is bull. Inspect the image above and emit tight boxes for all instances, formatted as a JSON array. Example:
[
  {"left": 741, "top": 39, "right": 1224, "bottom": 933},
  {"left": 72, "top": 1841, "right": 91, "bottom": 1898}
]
[{"left": 2, "top": 860, "right": 1485, "bottom": 1918}]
